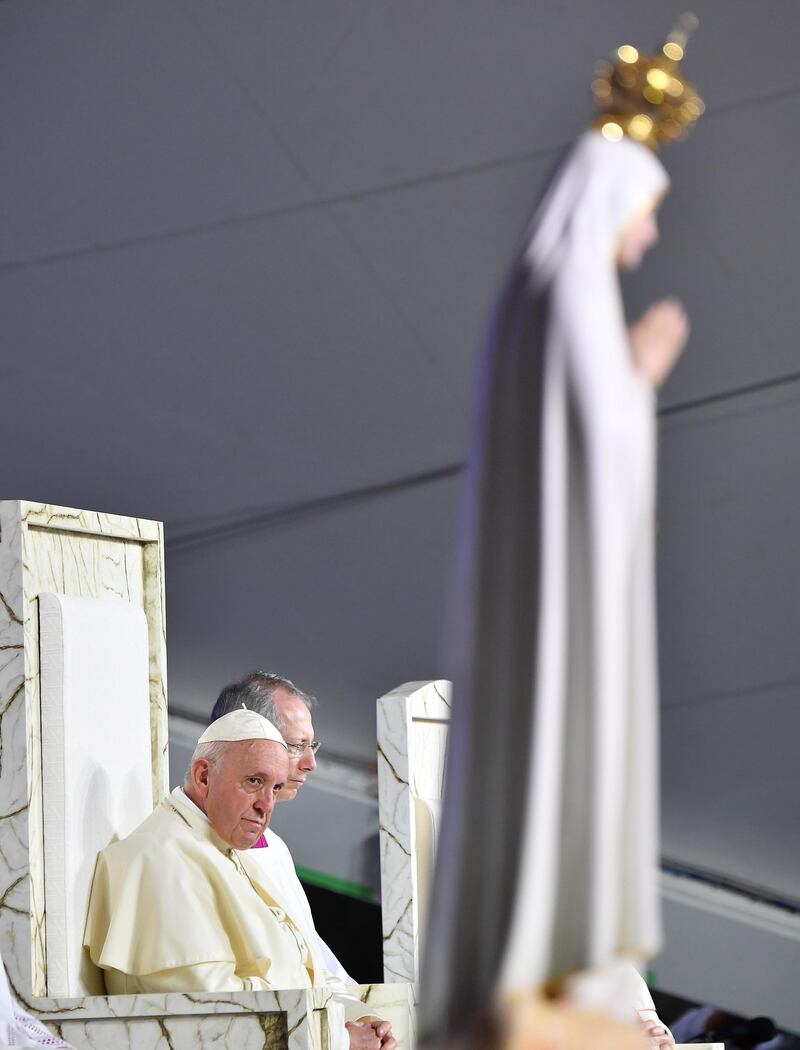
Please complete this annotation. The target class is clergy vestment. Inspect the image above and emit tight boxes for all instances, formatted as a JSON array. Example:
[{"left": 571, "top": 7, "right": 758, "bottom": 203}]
[
  {"left": 84, "top": 788, "right": 354, "bottom": 999},
  {"left": 249, "top": 827, "right": 355, "bottom": 985}
]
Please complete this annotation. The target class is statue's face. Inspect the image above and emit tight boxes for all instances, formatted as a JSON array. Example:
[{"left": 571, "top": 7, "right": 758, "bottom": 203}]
[
  {"left": 273, "top": 691, "right": 318, "bottom": 802},
  {"left": 617, "top": 205, "right": 659, "bottom": 270},
  {"left": 196, "top": 739, "right": 289, "bottom": 849}
]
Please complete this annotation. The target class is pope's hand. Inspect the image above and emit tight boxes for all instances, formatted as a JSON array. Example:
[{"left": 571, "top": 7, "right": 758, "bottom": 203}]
[
  {"left": 345, "top": 1020, "right": 395, "bottom": 1050},
  {"left": 345, "top": 1020, "right": 381, "bottom": 1050},
  {"left": 370, "top": 1020, "right": 396, "bottom": 1050},
  {"left": 628, "top": 298, "right": 689, "bottom": 388}
]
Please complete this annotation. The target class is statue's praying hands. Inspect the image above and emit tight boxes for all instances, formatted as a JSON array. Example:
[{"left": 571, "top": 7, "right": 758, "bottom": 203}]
[{"left": 629, "top": 297, "right": 689, "bottom": 389}]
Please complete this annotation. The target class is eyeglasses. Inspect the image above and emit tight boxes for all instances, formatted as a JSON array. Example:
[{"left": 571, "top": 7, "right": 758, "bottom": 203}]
[{"left": 285, "top": 740, "right": 321, "bottom": 757}]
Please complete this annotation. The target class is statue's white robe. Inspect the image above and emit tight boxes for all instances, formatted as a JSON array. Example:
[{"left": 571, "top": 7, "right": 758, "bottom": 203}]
[{"left": 421, "top": 132, "right": 671, "bottom": 1044}]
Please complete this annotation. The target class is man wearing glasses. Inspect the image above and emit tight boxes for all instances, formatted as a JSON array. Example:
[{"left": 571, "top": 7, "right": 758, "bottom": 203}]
[{"left": 210, "top": 672, "right": 394, "bottom": 1050}]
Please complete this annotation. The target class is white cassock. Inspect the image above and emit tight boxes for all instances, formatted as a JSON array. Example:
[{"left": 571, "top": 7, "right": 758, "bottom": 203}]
[
  {"left": 84, "top": 787, "right": 377, "bottom": 1048},
  {"left": 248, "top": 828, "right": 355, "bottom": 985}
]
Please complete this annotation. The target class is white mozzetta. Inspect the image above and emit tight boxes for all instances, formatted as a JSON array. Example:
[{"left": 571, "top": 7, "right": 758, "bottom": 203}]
[
  {"left": 377, "top": 681, "right": 451, "bottom": 985},
  {"left": 40, "top": 593, "right": 153, "bottom": 997}
]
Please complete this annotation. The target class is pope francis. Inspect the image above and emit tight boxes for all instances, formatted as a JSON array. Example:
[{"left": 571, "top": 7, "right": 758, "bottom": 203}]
[{"left": 84, "top": 708, "right": 365, "bottom": 1002}]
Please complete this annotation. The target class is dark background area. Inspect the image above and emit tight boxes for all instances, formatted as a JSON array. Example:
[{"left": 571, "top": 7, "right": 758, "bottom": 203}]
[{"left": 302, "top": 882, "right": 384, "bottom": 984}]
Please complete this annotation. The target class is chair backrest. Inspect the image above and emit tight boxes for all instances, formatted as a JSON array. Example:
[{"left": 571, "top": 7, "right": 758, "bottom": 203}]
[
  {"left": 376, "top": 680, "right": 451, "bottom": 984},
  {"left": 0, "top": 501, "right": 169, "bottom": 1002},
  {"left": 40, "top": 592, "right": 154, "bottom": 996}
]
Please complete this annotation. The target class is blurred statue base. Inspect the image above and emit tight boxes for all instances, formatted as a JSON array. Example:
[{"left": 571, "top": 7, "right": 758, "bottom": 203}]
[
  {"left": 503, "top": 994, "right": 647, "bottom": 1050},
  {"left": 426, "top": 993, "right": 647, "bottom": 1050}
]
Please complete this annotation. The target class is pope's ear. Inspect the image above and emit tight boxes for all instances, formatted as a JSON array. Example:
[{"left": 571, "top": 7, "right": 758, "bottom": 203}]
[{"left": 190, "top": 757, "right": 212, "bottom": 794}]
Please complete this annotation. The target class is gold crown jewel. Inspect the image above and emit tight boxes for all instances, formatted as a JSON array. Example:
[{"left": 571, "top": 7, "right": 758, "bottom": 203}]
[{"left": 591, "top": 13, "right": 704, "bottom": 150}]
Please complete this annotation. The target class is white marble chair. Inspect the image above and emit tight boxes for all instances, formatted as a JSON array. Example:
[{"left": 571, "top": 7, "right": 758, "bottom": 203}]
[
  {"left": 0, "top": 501, "right": 411, "bottom": 1050},
  {"left": 375, "top": 679, "right": 722, "bottom": 1050},
  {"left": 376, "top": 680, "right": 451, "bottom": 986}
]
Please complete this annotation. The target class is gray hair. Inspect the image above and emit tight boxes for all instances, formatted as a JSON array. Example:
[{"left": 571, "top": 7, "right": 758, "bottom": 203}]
[
  {"left": 184, "top": 739, "right": 233, "bottom": 784},
  {"left": 210, "top": 671, "right": 315, "bottom": 734}
]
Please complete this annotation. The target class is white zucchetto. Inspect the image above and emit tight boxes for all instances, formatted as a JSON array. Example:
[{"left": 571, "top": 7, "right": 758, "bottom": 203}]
[{"left": 198, "top": 707, "right": 287, "bottom": 748}]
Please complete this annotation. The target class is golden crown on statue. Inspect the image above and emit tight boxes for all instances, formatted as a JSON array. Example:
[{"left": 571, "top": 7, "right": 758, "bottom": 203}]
[{"left": 591, "top": 13, "right": 704, "bottom": 150}]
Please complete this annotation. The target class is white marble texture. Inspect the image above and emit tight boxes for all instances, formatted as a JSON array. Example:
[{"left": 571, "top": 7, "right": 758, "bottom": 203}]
[
  {"left": 376, "top": 681, "right": 451, "bottom": 985},
  {"left": 0, "top": 500, "right": 42, "bottom": 1003},
  {"left": 37, "top": 986, "right": 399, "bottom": 1050},
  {"left": 58, "top": 1012, "right": 286, "bottom": 1049},
  {"left": 37, "top": 989, "right": 307, "bottom": 1050}
]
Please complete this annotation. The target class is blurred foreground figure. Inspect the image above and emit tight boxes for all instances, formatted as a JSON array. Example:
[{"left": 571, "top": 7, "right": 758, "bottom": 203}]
[
  {"left": 0, "top": 947, "right": 72, "bottom": 1046},
  {"left": 420, "top": 19, "right": 702, "bottom": 1050}
]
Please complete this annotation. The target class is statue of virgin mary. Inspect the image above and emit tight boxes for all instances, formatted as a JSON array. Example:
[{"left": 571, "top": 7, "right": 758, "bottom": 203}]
[{"left": 420, "top": 23, "right": 702, "bottom": 1048}]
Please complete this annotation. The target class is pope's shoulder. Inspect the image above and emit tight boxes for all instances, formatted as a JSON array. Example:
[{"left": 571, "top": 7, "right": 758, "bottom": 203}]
[{"left": 96, "top": 799, "right": 199, "bottom": 868}]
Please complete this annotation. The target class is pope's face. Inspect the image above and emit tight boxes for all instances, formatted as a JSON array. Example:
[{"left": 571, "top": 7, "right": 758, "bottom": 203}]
[
  {"left": 273, "top": 690, "right": 317, "bottom": 801},
  {"left": 617, "top": 206, "right": 659, "bottom": 270},
  {"left": 195, "top": 739, "right": 289, "bottom": 849}
]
